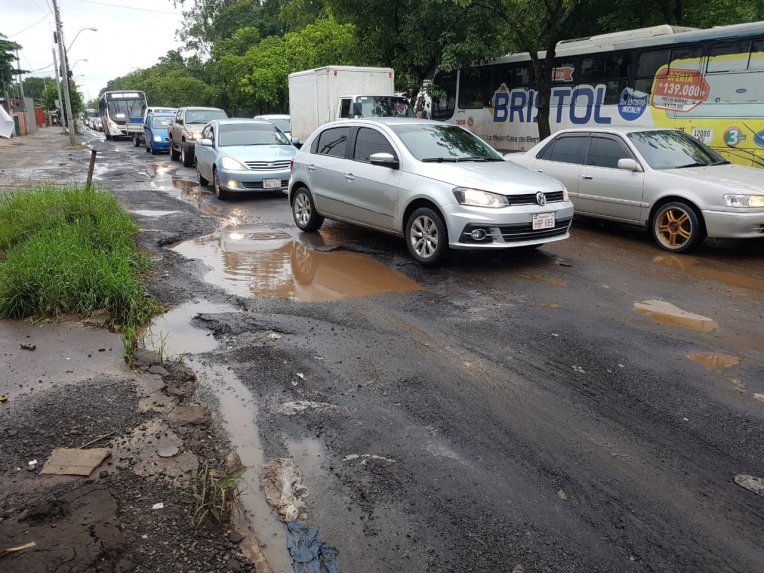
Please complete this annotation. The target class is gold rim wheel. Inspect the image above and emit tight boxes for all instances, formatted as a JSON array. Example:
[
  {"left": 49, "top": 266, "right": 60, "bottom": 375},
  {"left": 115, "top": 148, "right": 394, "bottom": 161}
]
[{"left": 656, "top": 207, "right": 693, "bottom": 249}]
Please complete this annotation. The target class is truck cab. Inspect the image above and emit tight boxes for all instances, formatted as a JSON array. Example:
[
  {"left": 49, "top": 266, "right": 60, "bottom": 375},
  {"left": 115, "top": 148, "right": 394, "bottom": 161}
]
[{"left": 337, "top": 95, "right": 415, "bottom": 119}]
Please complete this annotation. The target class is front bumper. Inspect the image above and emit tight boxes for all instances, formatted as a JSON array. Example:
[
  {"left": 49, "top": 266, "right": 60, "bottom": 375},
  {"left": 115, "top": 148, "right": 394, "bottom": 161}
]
[
  {"left": 442, "top": 201, "right": 575, "bottom": 249},
  {"left": 217, "top": 167, "right": 292, "bottom": 193},
  {"left": 702, "top": 209, "right": 764, "bottom": 239},
  {"left": 152, "top": 139, "right": 170, "bottom": 152}
]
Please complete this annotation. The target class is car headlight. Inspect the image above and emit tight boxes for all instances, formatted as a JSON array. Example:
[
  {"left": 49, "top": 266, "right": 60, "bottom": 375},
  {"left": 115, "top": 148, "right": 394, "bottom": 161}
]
[
  {"left": 724, "top": 194, "right": 764, "bottom": 208},
  {"left": 561, "top": 186, "right": 569, "bottom": 201},
  {"left": 221, "top": 156, "right": 246, "bottom": 170},
  {"left": 153, "top": 135, "right": 162, "bottom": 142},
  {"left": 452, "top": 187, "right": 509, "bottom": 208}
]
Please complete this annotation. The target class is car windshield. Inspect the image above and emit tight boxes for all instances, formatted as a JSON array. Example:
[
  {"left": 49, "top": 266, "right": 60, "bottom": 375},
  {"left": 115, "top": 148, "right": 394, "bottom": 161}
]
[
  {"left": 218, "top": 123, "right": 290, "bottom": 146},
  {"left": 391, "top": 124, "right": 504, "bottom": 162},
  {"left": 152, "top": 116, "right": 172, "bottom": 128},
  {"left": 627, "top": 130, "right": 729, "bottom": 170},
  {"left": 356, "top": 96, "right": 415, "bottom": 118},
  {"left": 186, "top": 109, "right": 227, "bottom": 124}
]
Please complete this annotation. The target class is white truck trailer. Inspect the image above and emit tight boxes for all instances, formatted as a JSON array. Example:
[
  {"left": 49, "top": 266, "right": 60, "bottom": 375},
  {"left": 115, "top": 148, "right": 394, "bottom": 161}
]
[{"left": 288, "top": 66, "right": 414, "bottom": 144}]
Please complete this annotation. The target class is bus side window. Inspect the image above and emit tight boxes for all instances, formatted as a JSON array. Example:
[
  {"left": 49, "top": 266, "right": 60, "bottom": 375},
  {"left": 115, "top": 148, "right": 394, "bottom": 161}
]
[
  {"left": 708, "top": 41, "right": 751, "bottom": 73},
  {"left": 635, "top": 49, "right": 669, "bottom": 95},
  {"left": 510, "top": 63, "right": 533, "bottom": 88},
  {"left": 604, "top": 53, "right": 632, "bottom": 104},
  {"left": 670, "top": 45, "right": 704, "bottom": 72},
  {"left": 458, "top": 68, "right": 492, "bottom": 109}
]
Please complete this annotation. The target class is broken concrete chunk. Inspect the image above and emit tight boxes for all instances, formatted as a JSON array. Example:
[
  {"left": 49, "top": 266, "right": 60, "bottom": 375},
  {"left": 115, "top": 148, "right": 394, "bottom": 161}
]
[
  {"left": 148, "top": 365, "right": 171, "bottom": 377},
  {"left": 734, "top": 474, "right": 764, "bottom": 497},
  {"left": 168, "top": 405, "right": 211, "bottom": 428},
  {"left": 41, "top": 448, "right": 111, "bottom": 476},
  {"left": 275, "top": 401, "right": 338, "bottom": 416},
  {"left": 131, "top": 348, "right": 160, "bottom": 367}
]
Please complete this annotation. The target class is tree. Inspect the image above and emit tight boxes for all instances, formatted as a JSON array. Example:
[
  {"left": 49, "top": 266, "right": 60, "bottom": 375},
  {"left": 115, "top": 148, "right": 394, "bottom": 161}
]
[
  {"left": 0, "top": 34, "right": 24, "bottom": 95},
  {"left": 459, "top": 1, "right": 581, "bottom": 140},
  {"left": 327, "top": 0, "right": 507, "bottom": 96},
  {"left": 22, "top": 76, "right": 53, "bottom": 103}
]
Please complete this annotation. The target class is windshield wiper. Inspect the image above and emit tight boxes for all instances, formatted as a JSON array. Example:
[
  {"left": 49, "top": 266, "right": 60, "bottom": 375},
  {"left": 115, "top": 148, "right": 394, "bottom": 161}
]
[
  {"left": 421, "top": 157, "right": 458, "bottom": 162},
  {"left": 711, "top": 159, "right": 731, "bottom": 165},
  {"left": 675, "top": 162, "right": 707, "bottom": 168},
  {"left": 457, "top": 157, "right": 504, "bottom": 162}
]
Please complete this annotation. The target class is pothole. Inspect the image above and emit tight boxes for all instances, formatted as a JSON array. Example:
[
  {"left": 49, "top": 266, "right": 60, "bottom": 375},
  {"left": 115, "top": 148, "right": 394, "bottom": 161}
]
[
  {"left": 686, "top": 353, "right": 740, "bottom": 369},
  {"left": 633, "top": 299, "right": 718, "bottom": 332},
  {"left": 171, "top": 224, "right": 425, "bottom": 302}
]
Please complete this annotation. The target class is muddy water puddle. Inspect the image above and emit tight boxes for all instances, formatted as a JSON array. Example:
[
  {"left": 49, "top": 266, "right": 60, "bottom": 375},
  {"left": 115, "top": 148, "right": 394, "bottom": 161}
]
[
  {"left": 653, "top": 255, "right": 764, "bottom": 295},
  {"left": 633, "top": 299, "right": 718, "bottom": 332},
  {"left": 145, "top": 301, "right": 237, "bottom": 357},
  {"left": 686, "top": 352, "right": 740, "bottom": 369},
  {"left": 131, "top": 209, "right": 179, "bottom": 218},
  {"left": 171, "top": 177, "right": 200, "bottom": 190},
  {"left": 171, "top": 225, "right": 424, "bottom": 302},
  {"left": 144, "top": 302, "right": 291, "bottom": 571}
]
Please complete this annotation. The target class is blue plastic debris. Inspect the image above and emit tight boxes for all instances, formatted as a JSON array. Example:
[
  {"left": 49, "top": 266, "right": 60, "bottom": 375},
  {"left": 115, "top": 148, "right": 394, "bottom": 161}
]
[{"left": 286, "top": 520, "right": 340, "bottom": 573}]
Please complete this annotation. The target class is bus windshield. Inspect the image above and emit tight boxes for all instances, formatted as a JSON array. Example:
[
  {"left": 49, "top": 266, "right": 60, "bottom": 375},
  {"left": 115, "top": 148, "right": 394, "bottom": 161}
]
[{"left": 107, "top": 98, "right": 144, "bottom": 120}]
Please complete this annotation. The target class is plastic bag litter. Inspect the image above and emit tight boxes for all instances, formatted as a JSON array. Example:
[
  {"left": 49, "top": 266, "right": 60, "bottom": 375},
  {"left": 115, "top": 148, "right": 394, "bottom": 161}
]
[
  {"left": 287, "top": 520, "right": 339, "bottom": 573},
  {"left": 261, "top": 458, "right": 308, "bottom": 522}
]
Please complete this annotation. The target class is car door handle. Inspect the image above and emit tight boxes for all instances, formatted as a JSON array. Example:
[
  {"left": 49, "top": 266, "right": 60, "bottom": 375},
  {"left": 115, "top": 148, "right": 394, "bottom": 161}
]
[
  {"left": 536, "top": 169, "right": 543, "bottom": 173},
  {"left": 345, "top": 173, "right": 355, "bottom": 181},
  {"left": 307, "top": 164, "right": 316, "bottom": 172},
  {"left": 581, "top": 174, "right": 593, "bottom": 180}
]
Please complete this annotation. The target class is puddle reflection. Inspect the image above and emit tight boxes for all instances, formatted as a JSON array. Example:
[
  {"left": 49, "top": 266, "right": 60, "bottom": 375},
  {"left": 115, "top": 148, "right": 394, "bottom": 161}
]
[
  {"left": 145, "top": 300, "right": 237, "bottom": 357},
  {"left": 633, "top": 299, "right": 718, "bottom": 332},
  {"left": 686, "top": 352, "right": 740, "bottom": 369},
  {"left": 653, "top": 255, "right": 764, "bottom": 294},
  {"left": 179, "top": 189, "right": 221, "bottom": 214},
  {"left": 171, "top": 177, "right": 199, "bottom": 190},
  {"left": 171, "top": 225, "right": 424, "bottom": 302},
  {"left": 131, "top": 209, "right": 179, "bottom": 218}
]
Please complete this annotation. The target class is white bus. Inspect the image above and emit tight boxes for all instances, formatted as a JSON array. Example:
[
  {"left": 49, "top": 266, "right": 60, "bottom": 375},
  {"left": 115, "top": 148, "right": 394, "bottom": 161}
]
[
  {"left": 98, "top": 90, "right": 147, "bottom": 140},
  {"left": 432, "top": 21, "right": 764, "bottom": 168}
]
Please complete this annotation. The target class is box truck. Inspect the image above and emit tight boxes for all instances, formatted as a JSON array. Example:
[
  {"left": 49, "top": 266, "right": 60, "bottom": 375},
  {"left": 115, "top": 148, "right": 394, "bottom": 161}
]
[{"left": 288, "top": 66, "right": 414, "bottom": 143}]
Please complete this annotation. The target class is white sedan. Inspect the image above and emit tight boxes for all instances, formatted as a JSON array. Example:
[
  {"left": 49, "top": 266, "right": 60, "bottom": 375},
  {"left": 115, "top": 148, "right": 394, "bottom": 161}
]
[{"left": 510, "top": 127, "right": 764, "bottom": 252}]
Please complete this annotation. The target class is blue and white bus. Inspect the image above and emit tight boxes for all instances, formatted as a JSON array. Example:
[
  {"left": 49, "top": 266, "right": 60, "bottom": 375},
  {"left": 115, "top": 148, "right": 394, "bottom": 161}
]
[
  {"left": 98, "top": 90, "right": 147, "bottom": 140},
  {"left": 432, "top": 21, "right": 764, "bottom": 168}
]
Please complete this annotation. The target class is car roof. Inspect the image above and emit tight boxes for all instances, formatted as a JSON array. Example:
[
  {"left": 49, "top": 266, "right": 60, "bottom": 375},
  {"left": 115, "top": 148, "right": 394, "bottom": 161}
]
[
  {"left": 324, "top": 118, "right": 443, "bottom": 129},
  {"left": 255, "top": 114, "right": 289, "bottom": 120},
  {"left": 211, "top": 118, "right": 273, "bottom": 126},
  {"left": 182, "top": 107, "right": 225, "bottom": 111},
  {"left": 552, "top": 126, "right": 676, "bottom": 136}
]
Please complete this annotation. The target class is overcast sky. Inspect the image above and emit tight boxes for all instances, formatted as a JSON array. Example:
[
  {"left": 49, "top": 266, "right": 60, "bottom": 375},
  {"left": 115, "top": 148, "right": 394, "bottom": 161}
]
[{"left": 2, "top": 0, "right": 185, "bottom": 103}]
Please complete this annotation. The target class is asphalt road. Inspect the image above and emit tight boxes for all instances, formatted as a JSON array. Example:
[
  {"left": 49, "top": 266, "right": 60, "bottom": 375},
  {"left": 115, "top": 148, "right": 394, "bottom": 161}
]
[{"left": 95, "top": 131, "right": 764, "bottom": 572}]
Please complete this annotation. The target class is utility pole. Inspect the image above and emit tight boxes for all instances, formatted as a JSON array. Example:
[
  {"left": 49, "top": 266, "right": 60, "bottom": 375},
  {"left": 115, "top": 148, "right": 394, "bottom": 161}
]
[
  {"left": 52, "top": 0, "right": 76, "bottom": 145},
  {"left": 16, "top": 50, "right": 26, "bottom": 110},
  {"left": 51, "top": 47, "right": 65, "bottom": 132}
]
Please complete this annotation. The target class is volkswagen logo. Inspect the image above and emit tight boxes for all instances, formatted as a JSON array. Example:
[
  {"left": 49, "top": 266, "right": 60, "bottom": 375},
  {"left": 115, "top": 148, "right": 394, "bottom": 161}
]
[{"left": 536, "top": 192, "right": 547, "bottom": 206}]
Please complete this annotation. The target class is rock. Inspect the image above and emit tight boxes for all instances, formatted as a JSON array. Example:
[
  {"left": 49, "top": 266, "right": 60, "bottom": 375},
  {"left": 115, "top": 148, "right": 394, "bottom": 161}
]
[
  {"left": 228, "top": 530, "right": 244, "bottom": 544},
  {"left": 157, "top": 445, "right": 180, "bottom": 458},
  {"left": 148, "top": 365, "right": 171, "bottom": 377},
  {"left": 132, "top": 348, "right": 160, "bottom": 367},
  {"left": 99, "top": 470, "right": 109, "bottom": 479},
  {"left": 168, "top": 405, "right": 211, "bottom": 428},
  {"left": 224, "top": 451, "right": 244, "bottom": 475},
  {"left": 225, "top": 558, "right": 242, "bottom": 571}
]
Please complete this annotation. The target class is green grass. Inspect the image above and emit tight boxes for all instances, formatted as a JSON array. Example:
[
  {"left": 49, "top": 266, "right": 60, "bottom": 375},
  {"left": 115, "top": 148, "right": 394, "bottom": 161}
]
[{"left": 0, "top": 186, "right": 159, "bottom": 355}]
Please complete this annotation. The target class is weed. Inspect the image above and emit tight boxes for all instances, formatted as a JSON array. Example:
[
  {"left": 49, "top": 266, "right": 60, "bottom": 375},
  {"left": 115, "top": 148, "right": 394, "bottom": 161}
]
[
  {"left": 189, "top": 465, "right": 245, "bottom": 526},
  {"left": 0, "top": 186, "right": 159, "bottom": 358}
]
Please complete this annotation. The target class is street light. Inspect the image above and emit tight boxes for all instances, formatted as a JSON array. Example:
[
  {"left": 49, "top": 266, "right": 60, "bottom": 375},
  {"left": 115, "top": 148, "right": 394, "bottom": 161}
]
[
  {"left": 71, "top": 58, "right": 88, "bottom": 70},
  {"left": 66, "top": 27, "right": 97, "bottom": 53}
]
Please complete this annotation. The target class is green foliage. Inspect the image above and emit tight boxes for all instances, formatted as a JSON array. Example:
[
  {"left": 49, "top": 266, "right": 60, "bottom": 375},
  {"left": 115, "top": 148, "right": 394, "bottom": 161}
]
[
  {"left": 0, "top": 186, "right": 158, "bottom": 335},
  {"left": 22, "top": 76, "right": 53, "bottom": 103},
  {"left": 40, "top": 81, "right": 84, "bottom": 113},
  {"left": 41, "top": 83, "right": 60, "bottom": 111},
  {"left": 0, "top": 34, "right": 23, "bottom": 93},
  {"left": 280, "top": 0, "right": 327, "bottom": 31}
]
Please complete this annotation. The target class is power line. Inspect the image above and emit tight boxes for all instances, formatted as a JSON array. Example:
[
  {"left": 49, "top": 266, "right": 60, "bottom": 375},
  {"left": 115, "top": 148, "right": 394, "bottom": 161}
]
[
  {"left": 8, "top": 11, "right": 53, "bottom": 37},
  {"left": 74, "top": 0, "right": 182, "bottom": 14}
]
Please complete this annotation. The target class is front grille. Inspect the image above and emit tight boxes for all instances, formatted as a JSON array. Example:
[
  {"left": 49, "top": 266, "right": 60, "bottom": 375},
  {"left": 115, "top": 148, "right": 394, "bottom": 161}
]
[
  {"left": 244, "top": 160, "right": 291, "bottom": 170},
  {"left": 507, "top": 191, "right": 565, "bottom": 206},
  {"left": 498, "top": 218, "right": 572, "bottom": 242},
  {"left": 241, "top": 179, "right": 289, "bottom": 189}
]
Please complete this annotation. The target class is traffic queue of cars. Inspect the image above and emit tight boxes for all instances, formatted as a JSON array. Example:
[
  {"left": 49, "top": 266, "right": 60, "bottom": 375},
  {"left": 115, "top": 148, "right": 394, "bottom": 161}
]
[{"left": 103, "top": 106, "right": 764, "bottom": 265}]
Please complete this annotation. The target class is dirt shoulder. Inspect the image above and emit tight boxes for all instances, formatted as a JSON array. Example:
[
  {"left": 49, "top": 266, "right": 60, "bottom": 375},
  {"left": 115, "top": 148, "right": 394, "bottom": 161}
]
[{"left": 0, "top": 128, "right": 255, "bottom": 573}]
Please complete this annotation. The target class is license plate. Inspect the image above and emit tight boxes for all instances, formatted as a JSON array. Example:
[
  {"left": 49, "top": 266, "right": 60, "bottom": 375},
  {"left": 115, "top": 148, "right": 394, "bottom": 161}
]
[
  {"left": 532, "top": 212, "right": 555, "bottom": 230},
  {"left": 263, "top": 179, "right": 281, "bottom": 189}
]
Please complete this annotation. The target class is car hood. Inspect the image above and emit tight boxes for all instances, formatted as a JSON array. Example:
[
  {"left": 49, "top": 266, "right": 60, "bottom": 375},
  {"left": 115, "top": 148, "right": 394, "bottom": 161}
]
[
  {"left": 661, "top": 164, "right": 764, "bottom": 193},
  {"left": 184, "top": 124, "right": 206, "bottom": 134},
  {"left": 417, "top": 160, "right": 563, "bottom": 194},
  {"left": 221, "top": 145, "right": 297, "bottom": 162}
]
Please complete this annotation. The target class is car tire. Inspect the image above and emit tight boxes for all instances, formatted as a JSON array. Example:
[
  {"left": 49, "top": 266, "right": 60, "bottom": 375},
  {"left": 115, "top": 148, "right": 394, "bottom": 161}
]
[
  {"left": 105, "top": 133, "right": 112, "bottom": 141},
  {"left": 292, "top": 187, "right": 324, "bottom": 232},
  {"left": 405, "top": 206, "right": 449, "bottom": 266},
  {"left": 213, "top": 169, "right": 227, "bottom": 200},
  {"left": 170, "top": 143, "right": 180, "bottom": 161},
  {"left": 132, "top": 134, "right": 140, "bottom": 147},
  {"left": 182, "top": 143, "right": 194, "bottom": 167},
  {"left": 651, "top": 201, "right": 705, "bottom": 253},
  {"left": 197, "top": 166, "right": 209, "bottom": 187}
]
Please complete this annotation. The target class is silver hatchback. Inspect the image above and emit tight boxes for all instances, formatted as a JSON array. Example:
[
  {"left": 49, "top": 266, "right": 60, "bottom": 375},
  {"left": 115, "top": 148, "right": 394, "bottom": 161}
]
[{"left": 288, "top": 118, "right": 574, "bottom": 265}]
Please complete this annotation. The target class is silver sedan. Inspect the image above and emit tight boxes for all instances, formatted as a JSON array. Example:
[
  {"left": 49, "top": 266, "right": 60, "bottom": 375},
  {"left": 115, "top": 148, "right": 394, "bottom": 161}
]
[
  {"left": 510, "top": 127, "right": 764, "bottom": 253},
  {"left": 288, "top": 118, "right": 573, "bottom": 265}
]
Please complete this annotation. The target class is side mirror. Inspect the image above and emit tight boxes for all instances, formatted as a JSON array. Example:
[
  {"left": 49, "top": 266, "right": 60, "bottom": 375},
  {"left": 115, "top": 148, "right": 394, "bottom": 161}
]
[
  {"left": 618, "top": 158, "right": 641, "bottom": 172},
  {"left": 198, "top": 138, "right": 213, "bottom": 147},
  {"left": 369, "top": 152, "right": 398, "bottom": 168},
  {"left": 291, "top": 137, "right": 301, "bottom": 148},
  {"left": 177, "top": 119, "right": 184, "bottom": 125}
]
